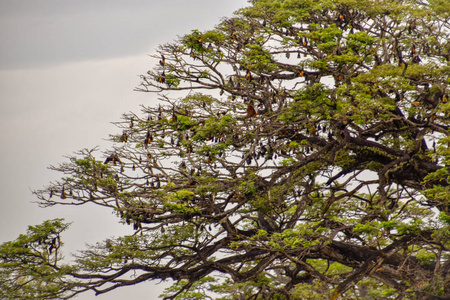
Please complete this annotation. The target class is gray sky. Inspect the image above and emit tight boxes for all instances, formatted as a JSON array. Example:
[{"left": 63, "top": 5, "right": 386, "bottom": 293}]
[{"left": 0, "top": 1, "right": 248, "bottom": 299}]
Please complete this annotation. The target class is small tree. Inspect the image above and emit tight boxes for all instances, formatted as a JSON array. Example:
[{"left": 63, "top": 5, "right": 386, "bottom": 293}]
[{"left": 2, "top": 0, "right": 450, "bottom": 299}]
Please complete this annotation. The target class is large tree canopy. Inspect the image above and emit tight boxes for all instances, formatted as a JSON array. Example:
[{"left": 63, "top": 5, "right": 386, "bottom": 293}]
[{"left": 3, "top": 0, "right": 450, "bottom": 299}]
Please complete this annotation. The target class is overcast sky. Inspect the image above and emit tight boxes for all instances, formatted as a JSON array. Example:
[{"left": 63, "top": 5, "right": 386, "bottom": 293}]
[{"left": 0, "top": 1, "right": 248, "bottom": 298}]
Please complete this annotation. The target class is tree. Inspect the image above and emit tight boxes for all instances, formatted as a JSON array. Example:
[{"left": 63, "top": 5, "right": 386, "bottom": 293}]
[{"left": 2, "top": 0, "right": 450, "bottom": 299}]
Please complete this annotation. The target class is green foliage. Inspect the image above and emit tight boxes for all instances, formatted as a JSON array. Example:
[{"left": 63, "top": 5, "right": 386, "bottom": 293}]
[
  {"left": 241, "top": 44, "right": 277, "bottom": 72},
  {"left": 183, "top": 30, "right": 205, "bottom": 52},
  {"left": 308, "top": 24, "right": 342, "bottom": 51},
  {"left": 0, "top": 219, "right": 76, "bottom": 299},
  {"left": 440, "top": 212, "right": 450, "bottom": 225},
  {"left": 160, "top": 277, "right": 217, "bottom": 300}
]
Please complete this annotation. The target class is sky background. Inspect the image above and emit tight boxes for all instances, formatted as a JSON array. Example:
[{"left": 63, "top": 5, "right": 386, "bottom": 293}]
[{"left": 0, "top": 0, "right": 249, "bottom": 298}]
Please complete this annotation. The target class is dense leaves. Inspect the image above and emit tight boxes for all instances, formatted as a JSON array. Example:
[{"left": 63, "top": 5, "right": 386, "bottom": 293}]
[
  {"left": 0, "top": 220, "right": 77, "bottom": 299},
  {"left": 3, "top": 0, "right": 450, "bottom": 299}
]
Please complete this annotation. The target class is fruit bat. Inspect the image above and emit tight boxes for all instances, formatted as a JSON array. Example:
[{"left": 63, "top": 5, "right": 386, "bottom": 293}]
[
  {"left": 104, "top": 153, "right": 121, "bottom": 165},
  {"left": 172, "top": 110, "right": 177, "bottom": 122},
  {"left": 133, "top": 221, "right": 142, "bottom": 230},
  {"left": 144, "top": 131, "right": 153, "bottom": 147},
  {"left": 60, "top": 187, "right": 66, "bottom": 199},
  {"left": 159, "top": 54, "right": 165, "bottom": 66},
  {"left": 48, "top": 238, "right": 57, "bottom": 254},
  {"left": 188, "top": 177, "right": 196, "bottom": 185},
  {"left": 121, "top": 132, "right": 128, "bottom": 143},
  {"left": 246, "top": 70, "right": 252, "bottom": 81},
  {"left": 412, "top": 55, "right": 421, "bottom": 64},
  {"left": 247, "top": 102, "right": 257, "bottom": 118},
  {"left": 158, "top": 71, "right": 165, "bottom": 83},
  {"left": 336, "top": 14, "right": 345, "bottom": 28},
  {"left": 408, "top": 21, "right": 415, "bottom": 34},
  {"left": 328, "top": 131, "right": 334, "bottom": 140},
  {"left": 259, "top": 76, "right": 265, "bottom": 84}
]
